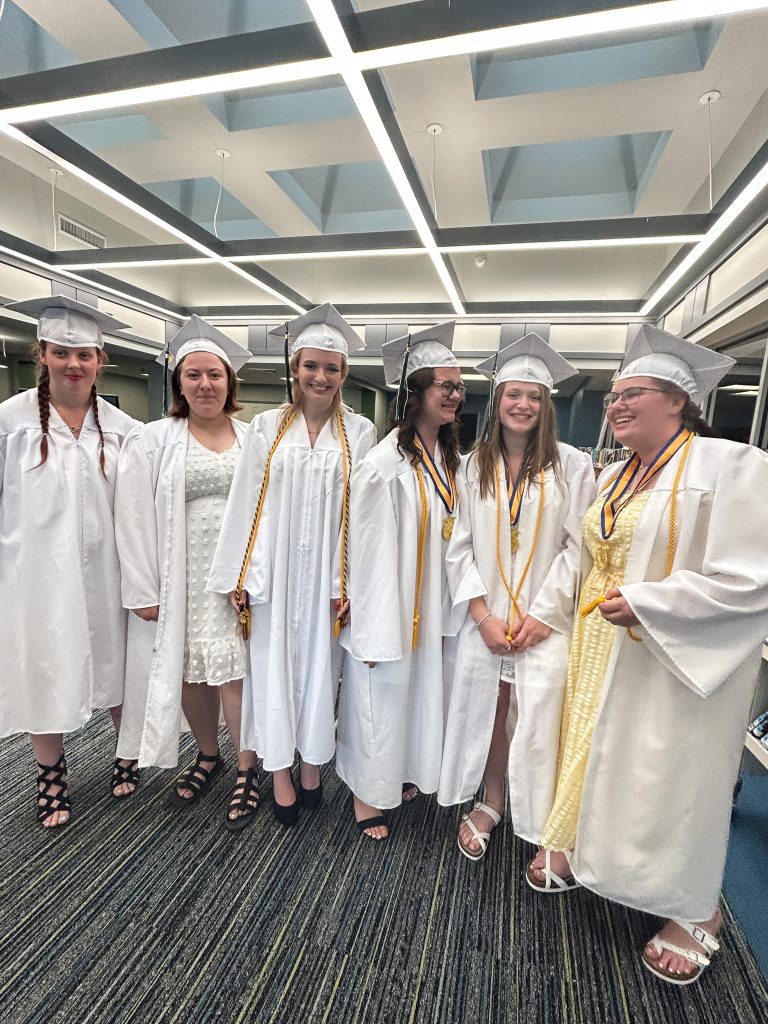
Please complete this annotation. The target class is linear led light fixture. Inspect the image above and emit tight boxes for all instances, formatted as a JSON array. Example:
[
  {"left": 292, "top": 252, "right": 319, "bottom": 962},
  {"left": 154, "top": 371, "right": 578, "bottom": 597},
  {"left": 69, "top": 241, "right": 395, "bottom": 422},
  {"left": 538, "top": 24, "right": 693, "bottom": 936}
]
[
  {"left": 441, "top": 236, "right": 704, "bottom": 254},
  {"left": 305, "top": 0, "right": 465, "bottom": 315},
  {"left": 0, "top": 123, "right": 305, "bottom": 314},
  {"left": 356, "top": 1, "right": 768, "bottom": 69},
  {"left": 0, "top": 241, "right": 183, "bottom": 321},
  {"left": 0, "top": 58, "right": 337, "bottom": 125},
  {"left": 641, "top": 155, "right": 768, "bottom": 315},
  {"left": 214, "top": 311, "right": 644, "bottom": 324}
]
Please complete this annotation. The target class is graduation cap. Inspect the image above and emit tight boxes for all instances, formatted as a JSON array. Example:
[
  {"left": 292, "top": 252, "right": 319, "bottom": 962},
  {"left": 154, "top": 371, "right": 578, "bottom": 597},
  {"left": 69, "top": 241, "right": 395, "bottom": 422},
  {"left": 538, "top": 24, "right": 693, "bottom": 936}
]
[
  {"left": 616, "top": 324, "right": 735, "bottom": 404},
  {"left": 269, "top": 303, "right": 364, "bottom": 401},
  {"left": 475, "top": 333, "right": 577, "bottom": 442},
  {"left": 156, "top": 314, "right": 251, "bottom": 374},
  {"left": 5, "top": 294, "right": 131, "bottom": 349},
  {"left": 381, "top": 322, "right": 458, "bottom": 420}
]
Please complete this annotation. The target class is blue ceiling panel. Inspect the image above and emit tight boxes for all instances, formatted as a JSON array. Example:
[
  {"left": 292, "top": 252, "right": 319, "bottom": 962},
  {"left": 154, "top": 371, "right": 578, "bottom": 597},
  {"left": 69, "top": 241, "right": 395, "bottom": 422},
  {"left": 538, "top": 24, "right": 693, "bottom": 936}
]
[
  {"left": 0, "top": 1, "right": 78, "bottom": 77},
  {"left": 268, "top": 161, "right": 411, "bottom": 234},
  {"left": 135, "top": 0, "right": 311, "bottom": 46},
  {"left": 483, "top": 131, "right": 671, "bottom": 223},
  {"left": 144, "top": 177, "right": 275, "bottom": 240},
  {"left": 473, "top": 21, "right": 724, "bottom": 100},
  {"left": 224, "top": 82, "right": 357, "bottom": 132},
  {"left": 55, "top": 114, "right": 167, "bottom": 149}
]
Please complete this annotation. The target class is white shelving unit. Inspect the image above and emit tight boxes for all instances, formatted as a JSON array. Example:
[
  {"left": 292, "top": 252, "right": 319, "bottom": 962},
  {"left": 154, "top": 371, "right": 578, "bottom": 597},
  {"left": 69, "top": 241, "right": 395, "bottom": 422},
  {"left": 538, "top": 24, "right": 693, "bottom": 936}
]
[{"left": 743, "top": 641, "right": 768, "bottom": 772}]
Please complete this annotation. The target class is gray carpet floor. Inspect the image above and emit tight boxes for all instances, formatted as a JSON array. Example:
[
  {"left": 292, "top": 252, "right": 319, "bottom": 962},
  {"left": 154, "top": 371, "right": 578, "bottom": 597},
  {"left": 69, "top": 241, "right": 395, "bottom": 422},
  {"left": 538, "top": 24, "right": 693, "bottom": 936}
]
[{"left": 1, "top": 712, "right": 766, "bottom": 1024}]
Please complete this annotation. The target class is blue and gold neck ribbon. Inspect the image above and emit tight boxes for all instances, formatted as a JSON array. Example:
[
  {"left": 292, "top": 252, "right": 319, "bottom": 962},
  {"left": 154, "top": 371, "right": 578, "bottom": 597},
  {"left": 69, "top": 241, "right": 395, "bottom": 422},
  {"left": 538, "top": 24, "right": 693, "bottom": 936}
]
[
  {"left": 600, "top": 426, "right": 692, "bottom": 539},
  {"left": 506, "top": 461, "right": 526, "bottom": 527},
  {"left": 415, "top": 431, "right": 456, "bottom": 517}
]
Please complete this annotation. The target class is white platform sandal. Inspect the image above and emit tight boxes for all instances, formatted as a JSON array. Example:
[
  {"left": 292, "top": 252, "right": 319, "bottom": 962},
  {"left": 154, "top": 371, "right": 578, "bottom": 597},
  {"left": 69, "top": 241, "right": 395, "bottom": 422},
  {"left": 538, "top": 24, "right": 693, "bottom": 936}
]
[
  {"left": 525, "top": 849, "right": 581, "bottom": 893},
  {"left": 457, "top": 801, "right": 502, "bottom": 862},
  {"left": 641, "top": 920, "right": 721, "bottom": 986}
]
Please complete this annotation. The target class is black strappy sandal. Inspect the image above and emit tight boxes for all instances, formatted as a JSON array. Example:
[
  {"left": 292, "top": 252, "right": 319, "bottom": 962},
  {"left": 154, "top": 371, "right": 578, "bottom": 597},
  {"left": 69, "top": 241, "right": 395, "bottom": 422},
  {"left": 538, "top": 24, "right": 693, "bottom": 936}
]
[
  {"left": 36, "top": 752, "right": 72, "bottom": 827},
  {"left": 111, "top": 758, "right": 140, "bottom": 799},
  {"left": 169, "top": 751, "right": 224, "bottom": 809},
  {"left": 224, "top": 766, "right": 260, "bottom": 832}
]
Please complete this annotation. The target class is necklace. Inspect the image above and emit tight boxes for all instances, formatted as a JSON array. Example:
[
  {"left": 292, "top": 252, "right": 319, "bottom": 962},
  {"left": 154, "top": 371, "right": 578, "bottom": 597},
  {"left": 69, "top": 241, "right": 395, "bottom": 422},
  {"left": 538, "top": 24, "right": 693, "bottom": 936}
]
[{"left": 52, "top": 403, "right": 86, "bottom": 437}]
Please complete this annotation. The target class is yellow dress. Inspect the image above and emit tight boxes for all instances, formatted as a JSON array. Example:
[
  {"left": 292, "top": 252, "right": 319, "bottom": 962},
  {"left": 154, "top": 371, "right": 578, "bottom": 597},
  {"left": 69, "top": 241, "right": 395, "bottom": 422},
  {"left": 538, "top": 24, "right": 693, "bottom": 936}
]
[{"left": 541, "top": 489, "right": 651, "bottom": 851}]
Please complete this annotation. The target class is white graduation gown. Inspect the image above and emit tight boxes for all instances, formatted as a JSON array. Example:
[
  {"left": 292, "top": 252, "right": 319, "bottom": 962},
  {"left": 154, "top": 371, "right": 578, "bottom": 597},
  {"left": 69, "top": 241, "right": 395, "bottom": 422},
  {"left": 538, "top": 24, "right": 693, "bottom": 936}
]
[
  {"left": 570, "top": 437, "right": 768, "bottom": 921},
  {"left": 438, "top": 444, "right": 595, "bottom": 843},
  {"left": 336, "top": 429, "right": 467, "bottom": 809},
  {"left": 114, "top": 415, "right": 249, "bottom": 768},
  {"left": 0, "top": 388, "right": 139, "bottom": 736},
  {"left": 208, "top": 407, "right": 376, "bottom": 772}
]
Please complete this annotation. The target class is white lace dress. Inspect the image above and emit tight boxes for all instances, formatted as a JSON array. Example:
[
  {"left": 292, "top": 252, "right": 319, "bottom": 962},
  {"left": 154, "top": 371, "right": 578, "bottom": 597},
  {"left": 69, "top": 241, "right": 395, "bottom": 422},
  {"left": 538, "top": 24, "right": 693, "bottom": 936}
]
[{"left": 184, "top": 434, "right": 246, "bottom": 686}]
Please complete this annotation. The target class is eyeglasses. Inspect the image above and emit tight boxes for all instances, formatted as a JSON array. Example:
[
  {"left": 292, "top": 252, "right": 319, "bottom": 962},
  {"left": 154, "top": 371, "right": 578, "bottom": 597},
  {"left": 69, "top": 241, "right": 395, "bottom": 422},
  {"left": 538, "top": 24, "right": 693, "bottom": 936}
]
[
  {"left": 603, "top": 386, "right": 664, "bottom": 409},
  {"left": 432, "top": 380, "right": 467, "bottom": 398}
]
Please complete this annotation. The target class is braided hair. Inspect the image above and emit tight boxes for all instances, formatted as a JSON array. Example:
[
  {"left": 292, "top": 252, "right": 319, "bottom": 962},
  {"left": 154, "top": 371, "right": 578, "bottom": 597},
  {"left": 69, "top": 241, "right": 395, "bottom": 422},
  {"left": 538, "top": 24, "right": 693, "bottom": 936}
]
[{"left": 32, "top": 342, "right": 109, "bottom": 476}]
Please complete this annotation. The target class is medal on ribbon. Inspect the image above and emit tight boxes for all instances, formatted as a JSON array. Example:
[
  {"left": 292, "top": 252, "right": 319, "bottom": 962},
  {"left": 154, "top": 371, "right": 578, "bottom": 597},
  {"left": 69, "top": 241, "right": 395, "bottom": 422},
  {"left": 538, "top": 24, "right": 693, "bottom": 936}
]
[
  {"left": 414, "top": 432, "right": 456, "bottom": 540},
  {"left": 507, "top": 462, "right": 526, "bottom": 554}
]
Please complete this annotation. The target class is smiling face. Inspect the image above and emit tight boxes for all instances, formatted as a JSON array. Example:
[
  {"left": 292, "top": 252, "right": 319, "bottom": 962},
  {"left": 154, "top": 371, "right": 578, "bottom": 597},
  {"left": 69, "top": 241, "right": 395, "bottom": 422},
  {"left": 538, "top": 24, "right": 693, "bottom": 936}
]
[
  {"left": 294, "top": 346, "right": 347, "bottom": 413},
  {"left": 605, "top": 375, "right": 686, "bottom": 453},
  {"left": 417, "top": 366, "right": 464, "bottom": 432},
  {"left": 177, "top": 351, "right": 230, "bottom": 420},
  {"left": 41, "top": 343, "right": 102, "bottom": 405},
  {"left": 497, "top": 380, "right": 542, "bottom": 440}
]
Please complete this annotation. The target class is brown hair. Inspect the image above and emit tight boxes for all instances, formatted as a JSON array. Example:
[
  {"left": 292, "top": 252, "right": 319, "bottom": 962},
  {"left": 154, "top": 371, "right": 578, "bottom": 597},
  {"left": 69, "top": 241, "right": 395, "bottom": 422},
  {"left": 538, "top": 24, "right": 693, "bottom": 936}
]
[
  {"left": 656, "top": 379, "right": 717, "bottom": 437},
  {"left": 168, "top": 353, "right": 243, "bottom": 418},
  {"left": 387, "top": 367, "right": 462, "bottom": 478},
  {"left": 32, "top": 341, "right": 109, "bottom": 476},
  {"left": 472, "top": 381, "right": 561, "bottom": 500},
  {"left": 278, "top": 348, "right": 349, "bottom": 435}
]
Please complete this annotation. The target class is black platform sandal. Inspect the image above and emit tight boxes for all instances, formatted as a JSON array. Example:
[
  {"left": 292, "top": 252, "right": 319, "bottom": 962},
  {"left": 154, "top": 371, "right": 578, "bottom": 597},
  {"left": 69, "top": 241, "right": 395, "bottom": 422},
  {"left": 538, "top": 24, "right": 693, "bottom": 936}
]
[
  {"left": 169, "top": 751, "right": 224, "bottom": 809},
  {"left": 111, "top": 758, "right": 140, "bottom": 799},
  {"left": 36, "top": 752, "right": 72, "bottom": 827},
  {"left": 224, "top": 767, "right": 260, "bottom": 832}
]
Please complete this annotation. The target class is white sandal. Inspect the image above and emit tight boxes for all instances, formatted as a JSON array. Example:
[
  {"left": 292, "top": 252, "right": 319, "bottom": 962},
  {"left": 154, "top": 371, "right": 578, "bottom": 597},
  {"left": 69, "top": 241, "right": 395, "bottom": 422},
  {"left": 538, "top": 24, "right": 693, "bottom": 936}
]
[
  {"left": 525, "top": 849, "right": 581, "bottom": 893},
  {"left": 641, "top": 920, "right": 721, "bottom": 986},
  {"left": 457, "top": 801, "right": 502, "bottom": 862}
]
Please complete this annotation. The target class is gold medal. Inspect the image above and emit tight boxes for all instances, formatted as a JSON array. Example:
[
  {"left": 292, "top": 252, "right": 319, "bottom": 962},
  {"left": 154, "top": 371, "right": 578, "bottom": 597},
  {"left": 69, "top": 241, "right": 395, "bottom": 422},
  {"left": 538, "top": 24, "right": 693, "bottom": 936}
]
[
  {"left": 510, "top": 525, "right": 519, "bottom": 553},
  {"left": 442, "top": 515, "right": 456, "bottom": 541}
]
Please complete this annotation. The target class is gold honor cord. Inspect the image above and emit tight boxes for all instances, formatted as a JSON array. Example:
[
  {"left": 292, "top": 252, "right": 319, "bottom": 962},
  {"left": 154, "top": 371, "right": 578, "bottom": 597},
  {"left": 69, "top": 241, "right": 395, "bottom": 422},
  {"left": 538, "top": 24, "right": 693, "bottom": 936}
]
[
  {"left": 495, "top": 463, "right": 546, "bottom": 643},
  {"left": 412, "top": 466, "right": 430, "bottom": 649},
  {"left": 333, "top": 412, "right": 352, "bottom": 640},
  {"left": 580, "top": 431, "right": 695, "bottom": 643},
  {"left": 414, "top": 433, "right": 457, "bottom": 540}
]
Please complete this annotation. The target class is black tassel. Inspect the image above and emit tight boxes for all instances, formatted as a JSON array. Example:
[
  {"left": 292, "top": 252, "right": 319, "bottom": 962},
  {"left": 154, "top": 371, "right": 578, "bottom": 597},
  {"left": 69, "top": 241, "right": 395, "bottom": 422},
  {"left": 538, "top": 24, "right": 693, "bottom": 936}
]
[
  {"left": 395, "top": 334, "right": 411, "bottom": 422},
  {"left": 283, "top": 322, "right": 292, "bottom": 402},
  {"left": 481, "top": 353, "right": 500, "bottom": 443}
]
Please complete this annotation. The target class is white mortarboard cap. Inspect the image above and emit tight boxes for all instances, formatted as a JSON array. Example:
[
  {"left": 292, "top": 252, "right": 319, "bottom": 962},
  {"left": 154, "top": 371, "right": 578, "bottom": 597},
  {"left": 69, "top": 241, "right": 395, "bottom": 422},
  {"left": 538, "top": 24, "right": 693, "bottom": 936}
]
[
  {"left": 4, "top": 294, "right": 130, "bottom": 349},
  {"left": 381, "top": 321, "right": 458, "bottom": 388},
  {"left": 475, "top": 333, "right": 577, "bottom": 391},
  {"left": 616, "top": 324, "right": 735, "bottom": 404},
  {"left": 268, "top": 303, "right": 364, "bottom": 357},
  {"left": 158, "top": 314, "right": 251, "bottom": 374}
]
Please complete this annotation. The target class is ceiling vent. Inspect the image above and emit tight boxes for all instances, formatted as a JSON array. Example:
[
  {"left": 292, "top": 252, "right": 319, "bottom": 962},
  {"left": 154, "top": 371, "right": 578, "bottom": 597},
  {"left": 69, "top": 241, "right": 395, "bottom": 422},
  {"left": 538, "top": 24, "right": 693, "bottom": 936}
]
[{"left": 57, "top": 214, "right": 106, "bottom": 249}]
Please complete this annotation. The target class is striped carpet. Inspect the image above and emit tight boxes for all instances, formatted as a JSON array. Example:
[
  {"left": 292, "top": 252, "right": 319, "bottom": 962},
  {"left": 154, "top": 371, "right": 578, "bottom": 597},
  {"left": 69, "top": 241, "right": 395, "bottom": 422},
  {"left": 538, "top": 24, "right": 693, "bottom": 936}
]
[{"left": 1, "top": 713, "right": 766, "bottom": 1024}]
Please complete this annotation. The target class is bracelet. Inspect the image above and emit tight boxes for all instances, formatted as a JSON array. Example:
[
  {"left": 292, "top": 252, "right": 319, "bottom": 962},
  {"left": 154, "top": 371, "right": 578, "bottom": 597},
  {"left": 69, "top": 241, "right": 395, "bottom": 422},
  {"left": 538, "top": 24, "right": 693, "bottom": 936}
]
[{"left": 474, "top": 611, "right": 492, "bottom": 630}]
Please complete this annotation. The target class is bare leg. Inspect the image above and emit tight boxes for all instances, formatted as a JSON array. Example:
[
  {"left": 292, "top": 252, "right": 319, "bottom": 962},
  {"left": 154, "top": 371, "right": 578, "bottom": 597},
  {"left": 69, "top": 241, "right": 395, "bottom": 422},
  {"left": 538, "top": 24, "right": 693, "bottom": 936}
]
[
  {"left": 30, "top": 732, "right": 69, "bottom": 828},
  {"left": 272, "top": 766, "right": 297, "bottom": 807},
  {"left": 299, "top": 758, "right": 320, "bottom": 790},
  {"left": 458, "top": 684, "right": 510, "bottom": 855},
  {"left": 177, "top": 682, "right": 221, "bottom": 799},
  {"left": 219, "top": 679, "right": 259, "bottom": 820},
  {"left": 108, "top": 704, "right": 138, "bottom": 797}
]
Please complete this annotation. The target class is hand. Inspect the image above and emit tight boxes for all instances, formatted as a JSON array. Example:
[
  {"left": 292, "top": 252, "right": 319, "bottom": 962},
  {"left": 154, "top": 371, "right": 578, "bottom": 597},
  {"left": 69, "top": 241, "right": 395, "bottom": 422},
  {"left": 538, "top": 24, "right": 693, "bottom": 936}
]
[
  {"left": 478, "top": 614, "right": 514, "bottom": 656},
  {"left": 132, "top": 605, "right": 159, "bottom": 622},
  {"left": 366, "top": 661, "right": 377, "bottom": 669},
  {"left": 511, "top": 615, "right": 551, "bottom": 651},
  {"left": 332, "top": 598, "right": 351, "bottom": 629},
  {"left": 230, "top": 590, "right": 248, "bottom": 613},
  {"left": 598, "top": 587, "right": 639, "bottom": 628}
]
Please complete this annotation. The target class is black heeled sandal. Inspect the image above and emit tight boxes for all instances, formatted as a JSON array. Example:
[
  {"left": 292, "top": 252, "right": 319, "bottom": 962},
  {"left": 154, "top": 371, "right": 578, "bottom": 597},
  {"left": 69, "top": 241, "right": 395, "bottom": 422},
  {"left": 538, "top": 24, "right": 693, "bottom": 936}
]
[
  {"left": 224, "top": 767, "right": 260, "bottom": 832},
  {"left": 36, "top": 752, "right": 72, "bottom": 827},
  {"left": 111, "top": 758, "right": 140, "bottom": 799},
  {"left": 169, "top": 751, "right": 224, "bottom": 809}
]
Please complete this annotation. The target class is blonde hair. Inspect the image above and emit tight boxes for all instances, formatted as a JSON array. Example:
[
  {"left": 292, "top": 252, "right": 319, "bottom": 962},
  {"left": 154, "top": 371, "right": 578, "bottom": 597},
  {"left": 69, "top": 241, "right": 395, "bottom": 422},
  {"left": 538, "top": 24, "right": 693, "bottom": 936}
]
[{"left": 278, "top": 348, "right": 349, "bottom": 434}]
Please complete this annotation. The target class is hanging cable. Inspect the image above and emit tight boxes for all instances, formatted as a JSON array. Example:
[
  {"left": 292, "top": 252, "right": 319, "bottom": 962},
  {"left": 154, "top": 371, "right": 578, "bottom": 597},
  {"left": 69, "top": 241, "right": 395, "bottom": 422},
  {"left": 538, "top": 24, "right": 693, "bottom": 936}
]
[
  {"left": 49, "top": 168, "right": 62, "bottom": 252},
  {"left": 212, "top": 148, "right": 229, "bottom": 240},
  {"left": 699, "top": 90, "right": 720, "bottom": 213}
]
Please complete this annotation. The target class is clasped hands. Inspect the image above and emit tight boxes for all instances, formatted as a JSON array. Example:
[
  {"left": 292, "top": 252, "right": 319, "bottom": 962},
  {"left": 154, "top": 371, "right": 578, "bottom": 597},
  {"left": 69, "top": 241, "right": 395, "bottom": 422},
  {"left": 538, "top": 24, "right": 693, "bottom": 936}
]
[{"left": 477, "top": 611, "right": 551, "bottom": 655}]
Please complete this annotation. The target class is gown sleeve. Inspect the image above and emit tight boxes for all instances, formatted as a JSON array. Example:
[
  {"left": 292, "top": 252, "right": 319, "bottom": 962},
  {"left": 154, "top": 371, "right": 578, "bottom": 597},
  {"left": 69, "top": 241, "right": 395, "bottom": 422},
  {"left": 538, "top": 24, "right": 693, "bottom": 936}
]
[
  {"left": 207, "top": 414, "right": 269, "bottom": 598},
  {"left": 346, "top": 458, "right": 404, "bottom": 662},
  {"left": 114, "top": 426, "right": 161, "bottom": 609},
  {"left": 621, "top": 443, "right": 768, "bottom": 697},
  {"left": 528, "top": 450, "right": 596, "bottom": 635},
  {"left": 445, "top": 459, "right": 487, "bottom": 606}
]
